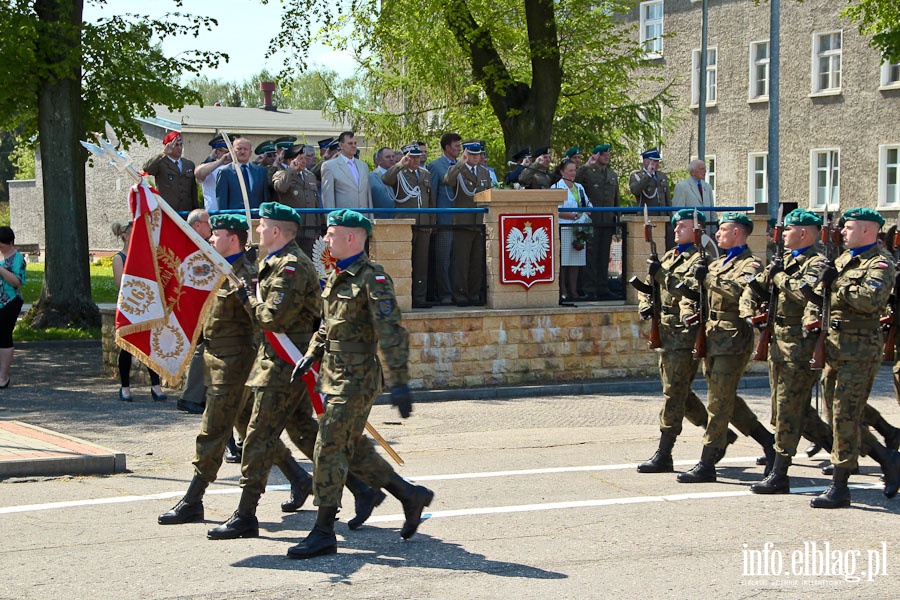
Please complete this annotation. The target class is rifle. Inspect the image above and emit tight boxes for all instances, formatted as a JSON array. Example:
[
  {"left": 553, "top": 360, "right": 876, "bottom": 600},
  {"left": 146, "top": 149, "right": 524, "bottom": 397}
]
[
  {"left": 628, "top": 205, "right": 661, "bottom": 349},
  {"left": 808, "top": 207, "right": 840, "bottom": 370},
  {"left": 883, "top": 219, "right": 900, "bottom": 361},
  {"left": 691, "top": 208, "right": 707, "bottom": 358},
  {"left": 751, "top": 205, "right": 785, "bottom": 361}
]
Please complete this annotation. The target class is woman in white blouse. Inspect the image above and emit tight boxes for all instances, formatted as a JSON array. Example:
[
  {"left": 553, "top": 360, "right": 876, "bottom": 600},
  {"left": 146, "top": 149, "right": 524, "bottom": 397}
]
[{"left": 552, "top": 159, "right": 591, "bottom": 301}]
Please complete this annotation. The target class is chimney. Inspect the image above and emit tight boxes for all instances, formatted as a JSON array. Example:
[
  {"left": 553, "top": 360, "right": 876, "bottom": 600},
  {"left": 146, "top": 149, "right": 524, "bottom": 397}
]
[{"left": 259, "top": 81, "right": 277, "bottom": 111}]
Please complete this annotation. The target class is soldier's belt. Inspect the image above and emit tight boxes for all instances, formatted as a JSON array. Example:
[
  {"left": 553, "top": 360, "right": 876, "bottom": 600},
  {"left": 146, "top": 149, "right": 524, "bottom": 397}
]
[
  {"left": 207, "top": 336, "right": 254, "bottom": 350},
  {"left": 828, "top": 318, "right": 882, "bottom": 332},
  {"left": 708, "top": 310, "right": 740, "bottom": 321},
  {"left": 774, "top": 315, "right": 803, "bottom": 327},
  {"left": 324, "top": 340, "right": 377, "bottom": 353}
]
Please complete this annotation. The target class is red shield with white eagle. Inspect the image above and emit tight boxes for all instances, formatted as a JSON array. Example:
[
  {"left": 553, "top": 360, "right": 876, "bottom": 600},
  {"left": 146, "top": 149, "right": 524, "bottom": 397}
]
[{"left": 500, "top": 214, "right": 555, "bottom": 288}]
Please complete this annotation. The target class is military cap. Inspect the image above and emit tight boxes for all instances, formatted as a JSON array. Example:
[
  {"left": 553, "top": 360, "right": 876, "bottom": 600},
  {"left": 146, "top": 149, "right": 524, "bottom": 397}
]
[
  {"left": 209, "top": 213, "right": 249, "bottom": 231},
  {"left": 317, "top": 137, "right": 334, "bottom": 149},
  {"left": 463, "top": 141, "right": 483, "bottom": 154},
  {"left": 784, "top": 209, "right": 822, "bottom": 227},
  {"left": 327, "top": 209, "right": 372, "bottom": 234},
  {"left": 328, "top": 140, "right": 340, "bottom": 151},
  {"left": 511, "top": 147, "right": 531, "bottom": 161},
  {"left": 564, "top": 146, "right": 581, "bottom": 158},
  {"left": 671, "top": 208, "right": 706, "bottom": 227},
  {"left": 842, "top": 207, "right": 885, "bottom": 227},
  {"left": 254, "top": 140, "right": 276, "bottom": 155},
  {"left": 592, "top": 144, "right": 611, "bottom": 154},
  {"left": 532, "top": 146, "right": 551, "bottom": 157},
  {"left": 209, "top": 134, "right": 237, "bottom": 149},
  {"left": 720, "top": 211, "right": 754, "bottom": 233},
  {"left": 259, "top": 201, "right": 302, "bottom": 225},
  {"left": 642, "top": 149, "right": 662, "bottom": 161},
  {"left": 400, "top": 143, "right": 423, "bottom": 156},
  {"left": 274, "top": 135, "right": 297, "bottom": 149},
  {"left": 283, "top": 144, "right": 304, "bottom": 159},
  {"left": 163, "top": 131, "right": 181, "bottom": 145}
]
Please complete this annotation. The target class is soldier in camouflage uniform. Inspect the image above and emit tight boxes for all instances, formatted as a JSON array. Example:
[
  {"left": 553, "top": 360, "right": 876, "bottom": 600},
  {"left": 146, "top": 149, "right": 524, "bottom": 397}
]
[
  {"left": 678, "top": 213, "right": 777, "bottom": 484},
  {"left": 804, "top": 208, "right": 900, "bottom": 508},
  {"left": 158, "top": 214, "right": 316, "bottom": 525},
  {"left": 288, "top": 209, "right": 435, "bottom": 559},
  {"left": 636, "top": 210, "right": 740, "bottom": 473},
  {"left": 744, "top": 209, "right": 834, "bottom": 494}
]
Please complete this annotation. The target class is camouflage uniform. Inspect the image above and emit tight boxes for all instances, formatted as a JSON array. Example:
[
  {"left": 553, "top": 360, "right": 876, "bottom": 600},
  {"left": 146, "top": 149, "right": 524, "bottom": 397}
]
[
  {"left": 306, "top": 252, "right": 409, "bottom": 507},
  {"left": 272, "top": 167, "right": 324, "bottom": 257},
  {"left": 240, "top": 241, "right": 323, "bottom": 496},
  {"left": 752, "top": 246, "right": 833, "bottom": 458},
  {"left": 701, "top": 247, "right": 766, "bottom": 449},
  {"left": 807, "top": 245, "right": 895, "bottom": 470}
]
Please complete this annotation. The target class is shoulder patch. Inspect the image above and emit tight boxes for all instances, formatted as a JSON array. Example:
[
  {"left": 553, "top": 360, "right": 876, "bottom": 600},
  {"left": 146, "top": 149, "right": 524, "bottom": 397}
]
[
  {"left": 284, "top": 265, "right": 296, "bottom": 275},
  {"left": 876, "top": 262, "right": 890, "bottom": 269},
  {"left": 375, "top": 274, "right": 387, "bottom": 283},
  {"left": 271, "top": 291, "right": 284, "bottom": 305},
  {"left": 378, "top": 299, "right": 394, "bottom": 316},
  {"left": 751, "top": 261, "right": 761, "bottom": 269},
  {"left": 867, "top": 279, "right": 884, "bottom": 291}
]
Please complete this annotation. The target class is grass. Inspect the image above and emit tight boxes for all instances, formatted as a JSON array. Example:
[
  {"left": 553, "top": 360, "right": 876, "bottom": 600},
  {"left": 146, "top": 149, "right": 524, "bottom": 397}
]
[{"left": 15, "top": 260, "right": 117, "bottom": 341}]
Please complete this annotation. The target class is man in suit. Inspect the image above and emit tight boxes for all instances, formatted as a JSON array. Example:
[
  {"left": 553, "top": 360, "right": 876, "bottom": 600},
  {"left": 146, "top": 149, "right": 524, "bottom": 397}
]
[
  {"left": 369, "top": 147, "right": 396, "bottom": 219},
  {"left": 672, "top": 160, "right": 713, "bottom": 208},
  {"left": 215, "top": 137, "right": 269, "bottom": 210},
  {"left": 427, "top": 132, "right": 463, "bottom": 305},
  {"left": 321, "top": 131, "right": 372, "bottom": 210},
  {"left": 143, "top": 131, "right": 198, "bottom": 214}
]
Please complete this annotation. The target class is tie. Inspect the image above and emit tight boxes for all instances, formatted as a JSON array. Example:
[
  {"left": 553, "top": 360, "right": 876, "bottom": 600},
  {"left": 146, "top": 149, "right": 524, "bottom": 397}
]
[
  {"left": 177, "top": 158, "right": 183, "bottom": 173},
  {"left": 241, "top": 164, "right": 251, "bottom": 190},
  {"left": 697, "top": 181, "right": 704, "bottom": 204},
  {"left": 347, "top": 158, "right": 359, "bottom": 185}
]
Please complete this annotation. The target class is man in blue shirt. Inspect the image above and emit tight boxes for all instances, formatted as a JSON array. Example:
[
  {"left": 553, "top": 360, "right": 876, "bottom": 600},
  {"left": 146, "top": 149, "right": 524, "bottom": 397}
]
[{"left": 426, "top": 132, "right": 462, "bottom": 305}]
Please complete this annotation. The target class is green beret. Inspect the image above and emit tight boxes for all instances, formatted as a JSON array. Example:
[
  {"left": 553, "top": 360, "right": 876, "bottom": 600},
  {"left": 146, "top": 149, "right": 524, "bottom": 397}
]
[
  {"left": 564, "top": 146, "right": 581, "bottom": 158},
  {"left": 671, "top": 208, "right": 706, "bottom": 227},
  {"left": 209, "top": 214, "right": 249, "bottom": 231},
  {"left": 591, "top": 144, "right": 611, "bottom": 154},
  {"left": 720, "top": 212, "right": 754, "bottom": 233},
  {"left": 327, "top": 209, "right": 372, "bottom": 234},
  {"left": 842, "top": 207, "right": 885, "bottom": 227},
  {"left": 259, "top": 201, "right": 302, "bottom": 225},
  {"left": 783, "top": 209, "right": 822, "bottom": 227}
]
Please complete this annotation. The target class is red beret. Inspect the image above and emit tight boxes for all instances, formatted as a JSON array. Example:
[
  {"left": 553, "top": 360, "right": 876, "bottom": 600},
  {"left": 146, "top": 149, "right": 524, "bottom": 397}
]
[{"left": 163, "top": 131, "right": 181, "bottom": 145}]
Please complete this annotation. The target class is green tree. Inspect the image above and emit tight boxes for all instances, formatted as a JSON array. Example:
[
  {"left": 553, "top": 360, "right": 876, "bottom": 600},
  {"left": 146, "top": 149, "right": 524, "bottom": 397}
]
[
  {"left": 268, "top": 0, "right": 675, "bottom": 161},
  {"left": 0, "top": 0, "right": 225, "bottom": 328},
  {"left": 844, "top": 1, "right": 900, "bottom": 62}
]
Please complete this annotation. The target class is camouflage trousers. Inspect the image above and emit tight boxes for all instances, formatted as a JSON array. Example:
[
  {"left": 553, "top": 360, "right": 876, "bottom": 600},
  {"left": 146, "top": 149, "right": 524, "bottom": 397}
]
[
  {"left": 313, "top": 393, "right": 395, "bottom": 507},
  {"left": 821, "top": 359, "right": 880, "bottom": 470},
  {"left": 701, "top": 352, "right": 762, "bottom": 449},
  {"left": 239, "top": 385, "right": 319, "bottom": 496},
  {"left": 768, "top": 360, "right": 833, "bottom": 458},
  {"left": 658, "top": 349, "right": 708, "bottom": 436},
  {"left": 821, "top": 363, "right": 883, "bottom": 466}
]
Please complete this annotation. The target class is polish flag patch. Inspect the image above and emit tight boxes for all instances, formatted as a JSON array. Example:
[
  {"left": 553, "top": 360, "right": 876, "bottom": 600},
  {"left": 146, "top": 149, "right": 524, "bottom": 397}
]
[
  {"left": 284, "top": 265, "right": 296, "bottom": 275},
  {"left": 876, "top": 262, "right": 890, "bottom": 269},
  {"left": 375, "top": 275, "right": 387, "bottom": 283}
]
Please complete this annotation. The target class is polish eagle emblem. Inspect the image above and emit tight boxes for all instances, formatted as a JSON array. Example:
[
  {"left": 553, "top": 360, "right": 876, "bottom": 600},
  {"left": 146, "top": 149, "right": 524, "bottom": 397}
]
[{"left": 505, "top": 221, "right": 550, "bottom": 279}]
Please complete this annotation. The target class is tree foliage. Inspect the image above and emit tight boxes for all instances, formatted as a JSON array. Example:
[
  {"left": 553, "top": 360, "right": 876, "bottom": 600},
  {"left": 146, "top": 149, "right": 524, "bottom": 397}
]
[
  {"left": 843, "top": 0, "right": 900, "bottom": 63},
  {"left": 265, "top": 0, "right": 676, "bottom": 162}
]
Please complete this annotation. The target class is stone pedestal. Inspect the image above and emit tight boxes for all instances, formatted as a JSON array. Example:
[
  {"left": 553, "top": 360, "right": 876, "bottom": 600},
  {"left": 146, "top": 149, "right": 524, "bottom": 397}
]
[
  {"left": 371, "top": 218, "right": 414, "bottom": 312},
  {"left": 475, "top": 188, "right": 567, "bottom": 309}
]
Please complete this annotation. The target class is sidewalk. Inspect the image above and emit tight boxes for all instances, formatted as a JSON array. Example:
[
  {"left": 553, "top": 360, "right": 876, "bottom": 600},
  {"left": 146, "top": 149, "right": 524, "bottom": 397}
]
[{"left": 0, "top": 420, "right": 125, "bottom": 478}]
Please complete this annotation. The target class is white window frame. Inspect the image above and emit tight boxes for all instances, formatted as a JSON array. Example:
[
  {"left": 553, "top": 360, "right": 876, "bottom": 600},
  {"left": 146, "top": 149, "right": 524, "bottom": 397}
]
[
  {"left": 747, "top": 152, "right": 768, "bottom": 205},
  {"left": 881, "top": 61, "right": 900, "bottom": 89},
  {"left": 878, "top": 144, "right": 900, "bottom": 208},
  {"left": 640, "top": 1, "right": 664, "bottom": 59},
  {"left": 748, "top": 40, "right": 770, "bottom": 102},
  {"left": 809, "top": 148, "right": 840, "bottom": 210},
  {"left": 705, "top": 155, "right": 717, "bottom": 204},
  {"left": 691, "top": 47, "right": 718, "bottom": 107},
  {"left": 811, "top": 31, "right": 842, "bottom": 96}
]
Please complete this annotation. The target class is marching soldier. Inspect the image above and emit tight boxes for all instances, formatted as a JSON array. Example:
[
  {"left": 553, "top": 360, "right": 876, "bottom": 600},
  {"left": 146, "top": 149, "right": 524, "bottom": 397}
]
[
  {"left": 288, "top": 209, "right": 434, "bottom": 559},
  {"left": 678, "top": 213, "right": 777, "bottom": 484},
  {"left": 272, "top": 145, "right": 323, "bottom": 257},
  {"left": 636, "top": 210, "right": 738, "bottom": 473},
  {"left": 383, "top": 143, "right": 434, "bottom": 308},
  {"left": 746, "top": 209, "right": 834, "bottom": 494},
  {"left": 803, "top": 208, "right": 900, "bottom": 508}
]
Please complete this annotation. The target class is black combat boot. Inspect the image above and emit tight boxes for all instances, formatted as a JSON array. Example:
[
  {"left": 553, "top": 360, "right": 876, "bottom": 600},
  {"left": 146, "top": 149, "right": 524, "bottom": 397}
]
[
  {"left": 275, "top": 457, "right": 313, "bottom": 512},
  {"left": 822, "top": 463, "right": 859, "bottom": 475},
  {"left": 749, "top": 423, "right": 776, "bottom": 477},
  {"left": 207, "top": 489, "right": 260, "bottom": 539},
  {"left": 224, "top": 435, "right": 242, "bottom": 464},
  {"left": 712, "top": 429, "right": 739, "bottom": 465},
  {"left": 345, "top": 473, "right": 387, "bottom": 530},
  {"left": 158, "top": 477, "right": 208, "bottom": 525},
  {"left": 637, "top": 432, "right": 677, "bottom": 473},
  {"left": 806, "top": 442, "right": 822, "bottom": 457},
  {"left": 286, "top": 506, "right": 339, "bottom": 559},
  {"left": 750, "top": 454, "right": 791, "bottom": 494},
  {"left": 810, "top": 467, "right": 851, "bottom": 508},
  {"left": 676, "top": 445, "right": 719, "bottom": 483},
  {"left": 385, "top": 474, "right": 435, "bottom": 539},
  {"left": 866, "top": 442, "right": 900, "bottom": 499},
  {"left": 872, "top": 414, "right": 900, "bottom": 451}
]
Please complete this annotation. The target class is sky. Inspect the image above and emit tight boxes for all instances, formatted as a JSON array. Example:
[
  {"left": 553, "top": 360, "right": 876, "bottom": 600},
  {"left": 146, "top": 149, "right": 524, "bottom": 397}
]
[{"left": 82, "top": 0, "right": 359, "bottom": 82}]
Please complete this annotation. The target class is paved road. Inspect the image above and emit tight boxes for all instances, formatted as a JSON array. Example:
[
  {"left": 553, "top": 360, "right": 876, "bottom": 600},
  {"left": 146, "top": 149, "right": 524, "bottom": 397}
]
[{"left": 1, "top": 342, "right": 899, "bottom": 599}]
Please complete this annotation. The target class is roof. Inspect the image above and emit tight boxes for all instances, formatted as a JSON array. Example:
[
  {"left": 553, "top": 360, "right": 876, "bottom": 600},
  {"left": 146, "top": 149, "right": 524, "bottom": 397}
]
[{"left": 139, "top": 105, "right": 350, "bottom": 138}]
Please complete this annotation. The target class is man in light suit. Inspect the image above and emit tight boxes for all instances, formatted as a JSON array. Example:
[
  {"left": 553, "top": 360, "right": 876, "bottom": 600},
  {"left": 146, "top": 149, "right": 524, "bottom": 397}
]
[
  {"left": 215, "top": 138, "right": 269, "bottom": 210},
  {"left": 672, "top": 160, "right": 713, "bottom": 208},
  {"left": 321, "top": 131, "right": 373, "bottom": 210}
]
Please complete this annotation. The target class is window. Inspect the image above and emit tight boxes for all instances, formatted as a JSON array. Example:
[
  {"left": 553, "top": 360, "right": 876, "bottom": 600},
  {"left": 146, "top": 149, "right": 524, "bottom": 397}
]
[
  {"left": 879, "top": 144, "right": 900, "bottom": 207},
  {"left": 749, "top": 41, "right": 769, "bottom": 100},
  {"left": 882, "top": 61, "right": 900, "bottom": 88},
  {"left": 810, "top": 149, "right": 840, "bottom": 208},
  {"left": 640, "top": 1, "right": 664, "bottom": 58},
  {"left": 691, "top": 47, "right": 718, "bottom": 106},
  {"left": 705, "top": 156, "right": 716, "bottom": 202},
  {"left": 748, "top": 153, "right": 768, "bottom": 205},
  {"left": 812, "top": 32, "right": 842, "bottom": 94}
]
